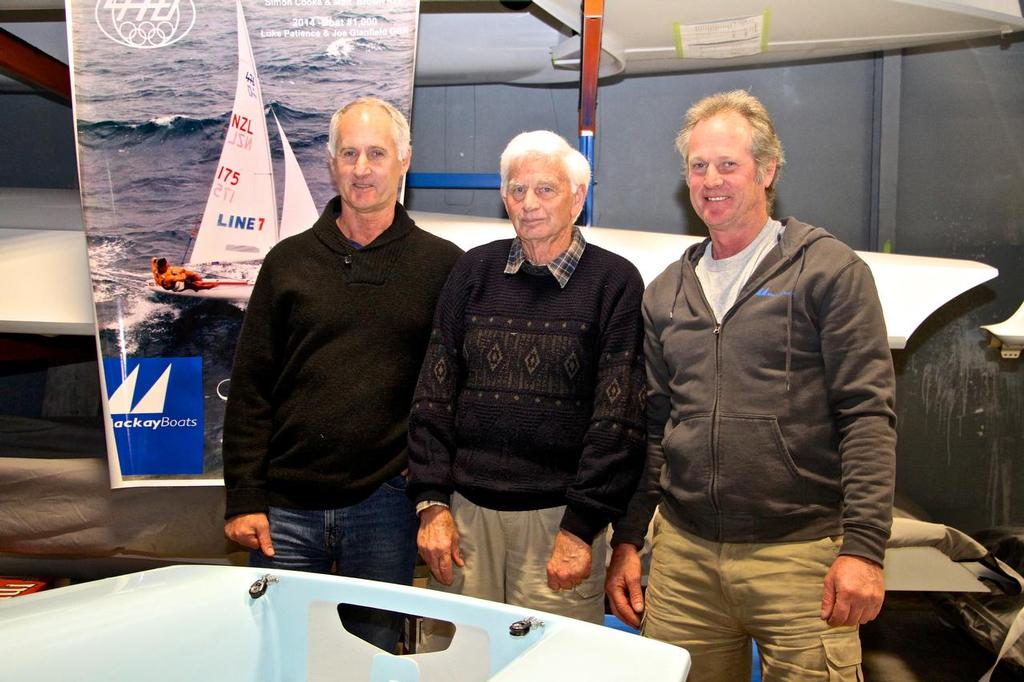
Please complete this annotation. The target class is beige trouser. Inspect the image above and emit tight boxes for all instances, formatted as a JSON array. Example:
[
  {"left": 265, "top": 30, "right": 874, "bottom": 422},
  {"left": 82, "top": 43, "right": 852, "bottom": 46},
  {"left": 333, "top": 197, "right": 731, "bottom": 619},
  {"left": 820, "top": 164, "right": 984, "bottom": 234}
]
[
  {"left": 426, "top": 492, "right": 606, "bottom": 626},
  {"left": 643, "top": 514, "right": 863, "bottom": 682}
]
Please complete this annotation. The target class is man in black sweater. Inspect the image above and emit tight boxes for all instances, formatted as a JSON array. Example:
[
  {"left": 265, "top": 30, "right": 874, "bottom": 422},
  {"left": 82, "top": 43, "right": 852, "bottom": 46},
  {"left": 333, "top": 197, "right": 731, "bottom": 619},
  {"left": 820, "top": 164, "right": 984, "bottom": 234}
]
[
  {"left": 407, "top": 130, "right": 646, "bottom": 625},
  {"left": 222, "top": 97, "right": 461, "bottom": 651}
]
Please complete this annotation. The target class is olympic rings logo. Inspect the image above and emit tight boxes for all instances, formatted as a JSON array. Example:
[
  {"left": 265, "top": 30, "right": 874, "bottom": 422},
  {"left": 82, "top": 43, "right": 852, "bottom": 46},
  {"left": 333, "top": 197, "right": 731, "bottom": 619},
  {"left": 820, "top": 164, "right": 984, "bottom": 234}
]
[{"left": 95, "top": 0, "right": 196, "bottom": 49}]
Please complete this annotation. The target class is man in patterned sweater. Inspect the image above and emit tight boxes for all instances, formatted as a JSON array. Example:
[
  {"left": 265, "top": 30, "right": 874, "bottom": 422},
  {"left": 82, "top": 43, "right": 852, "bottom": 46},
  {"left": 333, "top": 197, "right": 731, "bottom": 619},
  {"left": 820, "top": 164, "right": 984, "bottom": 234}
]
[{"left": 407, "top": 130, "right": 646, "bottom": 624}]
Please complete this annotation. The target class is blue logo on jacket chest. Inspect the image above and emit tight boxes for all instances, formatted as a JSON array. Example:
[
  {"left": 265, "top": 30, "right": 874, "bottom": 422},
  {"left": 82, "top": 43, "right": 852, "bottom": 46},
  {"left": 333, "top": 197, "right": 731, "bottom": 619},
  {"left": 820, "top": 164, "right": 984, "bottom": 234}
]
[{"left": 755, "top": 287, "right": 793, "bottom": 298}]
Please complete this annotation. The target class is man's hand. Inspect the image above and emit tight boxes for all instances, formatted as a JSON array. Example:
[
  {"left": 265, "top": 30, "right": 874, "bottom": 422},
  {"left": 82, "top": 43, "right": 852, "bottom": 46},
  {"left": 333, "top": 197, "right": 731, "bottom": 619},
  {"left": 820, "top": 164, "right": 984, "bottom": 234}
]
[
  {"left": 821, "top": 554, "right": 885, "bottom": 626},
  {"left": 546, "top": 529, "right": 592, "bottom": 591},
  {"left": 224, "top": 512, "right": 274, "bottom": 557},
  {"left": 605, "top": 543, "right": 645, "bottom": 628},
  {"left": 417, "top": 506, "right": 463, "bottom": 585}
]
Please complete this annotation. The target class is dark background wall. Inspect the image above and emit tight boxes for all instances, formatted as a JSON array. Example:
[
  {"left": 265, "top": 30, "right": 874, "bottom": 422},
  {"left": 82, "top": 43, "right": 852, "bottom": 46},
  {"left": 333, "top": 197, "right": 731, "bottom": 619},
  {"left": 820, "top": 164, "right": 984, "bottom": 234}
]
[
  {"left": 2, "top": 26, "right": 1021, "bottom": 535},
  {"left": 891, "top": 38, "right": 1024, "bottom": 532}
]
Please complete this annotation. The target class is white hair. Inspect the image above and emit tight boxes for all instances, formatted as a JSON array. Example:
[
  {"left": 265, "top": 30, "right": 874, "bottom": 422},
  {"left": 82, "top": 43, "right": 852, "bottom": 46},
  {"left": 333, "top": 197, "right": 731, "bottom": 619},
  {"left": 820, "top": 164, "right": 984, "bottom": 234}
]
[{"left": 499, "top": 130, "right": 591, "bottom": 196}]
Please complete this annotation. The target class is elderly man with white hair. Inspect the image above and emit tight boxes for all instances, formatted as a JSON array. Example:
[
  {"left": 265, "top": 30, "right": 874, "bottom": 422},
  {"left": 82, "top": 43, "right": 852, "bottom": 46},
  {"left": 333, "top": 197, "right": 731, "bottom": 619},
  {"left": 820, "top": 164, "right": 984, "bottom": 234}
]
[{"left": 407, "top": 130, "right": 646, "bottom": 623}]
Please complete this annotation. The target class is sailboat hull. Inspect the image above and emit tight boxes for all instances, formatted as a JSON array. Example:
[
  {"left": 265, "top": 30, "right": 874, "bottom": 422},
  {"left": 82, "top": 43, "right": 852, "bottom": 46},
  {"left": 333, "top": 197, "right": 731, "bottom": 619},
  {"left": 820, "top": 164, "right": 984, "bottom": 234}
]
[
  {"left": 145, "top": 282, "right": 253, "bottom": 301},
  {"left": 411, "top": 211, "right": 999, "bottom": 351}
]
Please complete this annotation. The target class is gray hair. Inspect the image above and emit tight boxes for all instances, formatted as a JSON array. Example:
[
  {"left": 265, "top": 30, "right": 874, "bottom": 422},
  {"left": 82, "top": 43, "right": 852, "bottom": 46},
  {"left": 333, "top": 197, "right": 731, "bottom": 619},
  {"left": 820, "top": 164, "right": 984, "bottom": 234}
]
[
  {"left": 499, "top": 130, "right": 591, "bottom": 197},
  {"left": 327, "top": 97, "right": 411, "bottom": 162},
  {"left": 675, "top": 90, "right": 785, "bottom": 213}
]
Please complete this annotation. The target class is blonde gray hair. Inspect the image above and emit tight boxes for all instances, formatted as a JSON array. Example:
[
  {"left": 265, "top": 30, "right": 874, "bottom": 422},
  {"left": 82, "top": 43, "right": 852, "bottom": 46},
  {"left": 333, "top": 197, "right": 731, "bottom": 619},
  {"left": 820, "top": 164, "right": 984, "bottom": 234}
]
[{"left": 675, "top": 90, "right": 785, "bottom": 212}]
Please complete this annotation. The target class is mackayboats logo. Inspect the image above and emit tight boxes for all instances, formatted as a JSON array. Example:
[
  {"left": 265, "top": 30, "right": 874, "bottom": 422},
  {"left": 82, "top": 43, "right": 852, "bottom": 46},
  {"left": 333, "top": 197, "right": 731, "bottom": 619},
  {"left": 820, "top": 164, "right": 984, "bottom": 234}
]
[
  {"left": 103, "top": 356, "right": 205, "bottom": 475},
  {"left": 95, "top": 0, "right": 197, "bottom": 49}
]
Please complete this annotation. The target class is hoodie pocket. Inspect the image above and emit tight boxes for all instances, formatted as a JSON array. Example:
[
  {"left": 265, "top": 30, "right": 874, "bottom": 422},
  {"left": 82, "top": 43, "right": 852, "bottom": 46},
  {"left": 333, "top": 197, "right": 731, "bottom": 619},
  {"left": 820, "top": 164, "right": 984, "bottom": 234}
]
[
  {"left": 661, "top": 414, "right": 715, "bottom": 511},
  {"left": 715, "top": 414, "right": 807, "bottom": 516}
]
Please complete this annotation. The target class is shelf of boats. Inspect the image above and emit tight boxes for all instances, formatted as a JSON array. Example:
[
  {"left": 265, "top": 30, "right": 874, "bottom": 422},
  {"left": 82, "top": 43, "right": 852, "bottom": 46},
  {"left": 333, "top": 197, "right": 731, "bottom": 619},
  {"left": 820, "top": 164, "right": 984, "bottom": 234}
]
[
  {"left": 4, "top": 1, "right": 1024, "bottom": 88},
  {"left": 0, "top": 188, "right": 1000, "bottom": 350},
  {"left": 413, "top": 211, "right": 997, "bottom": 351},
  {"left": 0, "top": 188, "right": 94, "bottom": 336}
]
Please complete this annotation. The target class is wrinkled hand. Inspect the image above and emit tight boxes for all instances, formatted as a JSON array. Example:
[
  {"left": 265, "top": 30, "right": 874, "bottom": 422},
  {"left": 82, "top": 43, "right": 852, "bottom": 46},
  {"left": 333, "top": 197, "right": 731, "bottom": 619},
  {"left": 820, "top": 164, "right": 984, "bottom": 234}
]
[
  {"left": 821, "top": 554, "right": 885, "bottom": 626},
  {"left": 546, "top": 530, "right": 592, "bottom": 592},
  {"left": 417, "top": 506, "right": 464, "bottom": 585},
  {"left": 605, "top": 543, "right": 645, "bottom": 628},
  {"left": 224, "top": 512, "right": 274, "bottom": 557}
]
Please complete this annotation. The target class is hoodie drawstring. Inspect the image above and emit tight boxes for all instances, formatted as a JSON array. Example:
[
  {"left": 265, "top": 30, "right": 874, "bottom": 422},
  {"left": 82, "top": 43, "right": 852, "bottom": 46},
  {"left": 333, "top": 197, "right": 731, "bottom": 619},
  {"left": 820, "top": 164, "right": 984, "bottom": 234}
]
[
  {"left": 785, "top": 247, "right": 808, "bottom": 391},
  {"left": 670, "top": 255, "right": 688, "bottom": 320}
]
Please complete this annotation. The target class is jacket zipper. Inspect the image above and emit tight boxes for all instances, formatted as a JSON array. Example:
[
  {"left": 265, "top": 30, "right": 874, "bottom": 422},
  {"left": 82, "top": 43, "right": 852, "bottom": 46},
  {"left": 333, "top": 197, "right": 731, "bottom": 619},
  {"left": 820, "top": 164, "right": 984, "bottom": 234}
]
[
  {"left": 711, "top": 321, "right": 722, "bottom": 540},
  {"left": 683, "top": 228, "right": 813, "bottom": 541},
  {"left": 685, "top": 258, "right": 724, "bottom": 539},
  {"left": 688, "top": 246, "right": 799, "bottom": 542}
]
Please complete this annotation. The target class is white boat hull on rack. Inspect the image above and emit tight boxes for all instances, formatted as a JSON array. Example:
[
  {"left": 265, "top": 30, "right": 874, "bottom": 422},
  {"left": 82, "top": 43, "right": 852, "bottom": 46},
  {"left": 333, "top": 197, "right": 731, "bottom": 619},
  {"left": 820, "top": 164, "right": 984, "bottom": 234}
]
[
  {"left": 3, "top": 1, "right": 1024, "bottom": 87},
  {"left": 411, "top": 210, "right": 998, "bottom": 350},
  {"left": 982, "top": 300, "right": 1024, "bottom": 358},
  {"left": 0, "top": 191, "right": 1000, "bottom": 348},
  {"left": 417, "top": 0, "right": 1024, "bottom": 85}
]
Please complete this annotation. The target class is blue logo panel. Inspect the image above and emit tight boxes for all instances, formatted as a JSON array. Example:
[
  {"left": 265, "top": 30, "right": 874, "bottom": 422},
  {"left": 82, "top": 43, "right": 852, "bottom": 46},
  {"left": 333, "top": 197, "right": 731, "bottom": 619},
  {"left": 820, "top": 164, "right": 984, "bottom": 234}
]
[{"left": 102, "top": 356, "right": 205, "bottom": 475}]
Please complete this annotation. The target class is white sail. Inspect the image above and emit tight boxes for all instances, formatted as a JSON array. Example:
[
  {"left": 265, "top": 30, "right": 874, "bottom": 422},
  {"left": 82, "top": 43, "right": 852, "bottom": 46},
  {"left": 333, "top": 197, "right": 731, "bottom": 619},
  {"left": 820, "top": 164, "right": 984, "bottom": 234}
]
[
  {"left": 274, "top": 111, "right": 319, "bottom": 242},
  {"left": 189, "top": 0, "right": 278, "bottom": 266},
  {"left": 107, "top": 365, "right": 139, "bottom": 414},
  {"left": 131, "top": 365, "right": 171, "bottom": 414}
]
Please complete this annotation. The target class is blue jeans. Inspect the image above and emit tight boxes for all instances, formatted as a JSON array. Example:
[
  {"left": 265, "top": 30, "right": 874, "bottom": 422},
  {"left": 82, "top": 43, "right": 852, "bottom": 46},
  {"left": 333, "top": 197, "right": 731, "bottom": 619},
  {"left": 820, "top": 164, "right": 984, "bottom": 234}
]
[{"left": 249, "top": 474, "right": 418, "bottom": 652}]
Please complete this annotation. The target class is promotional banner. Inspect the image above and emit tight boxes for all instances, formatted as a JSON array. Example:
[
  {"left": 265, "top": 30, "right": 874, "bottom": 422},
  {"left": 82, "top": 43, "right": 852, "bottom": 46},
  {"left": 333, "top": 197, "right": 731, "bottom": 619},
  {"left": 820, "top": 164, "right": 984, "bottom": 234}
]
[{"left": 67, "top": 0, "right": 420, "bottom": 485}]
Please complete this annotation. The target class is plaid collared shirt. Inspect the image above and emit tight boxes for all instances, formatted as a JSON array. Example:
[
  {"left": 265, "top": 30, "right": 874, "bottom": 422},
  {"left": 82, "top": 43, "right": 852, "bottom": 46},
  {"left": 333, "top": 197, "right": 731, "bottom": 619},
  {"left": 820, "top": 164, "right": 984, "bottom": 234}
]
[{"left": 503, "top": 226, "right": 587, "bottom": 289}]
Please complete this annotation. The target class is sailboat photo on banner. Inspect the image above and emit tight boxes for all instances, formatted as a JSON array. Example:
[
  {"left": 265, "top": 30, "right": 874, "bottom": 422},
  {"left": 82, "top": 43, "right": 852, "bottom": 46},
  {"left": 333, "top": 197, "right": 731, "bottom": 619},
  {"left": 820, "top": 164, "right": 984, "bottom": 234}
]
[{"left": 147, "top": 0, "right": 318, "bottom": 301}]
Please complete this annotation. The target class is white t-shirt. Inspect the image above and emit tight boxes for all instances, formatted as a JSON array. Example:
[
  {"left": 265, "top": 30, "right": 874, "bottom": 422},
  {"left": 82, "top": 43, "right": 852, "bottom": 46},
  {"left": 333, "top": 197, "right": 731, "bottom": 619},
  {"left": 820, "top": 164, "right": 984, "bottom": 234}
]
[{"left": 696, "top": 219, "right": 785, "bottom": 323}]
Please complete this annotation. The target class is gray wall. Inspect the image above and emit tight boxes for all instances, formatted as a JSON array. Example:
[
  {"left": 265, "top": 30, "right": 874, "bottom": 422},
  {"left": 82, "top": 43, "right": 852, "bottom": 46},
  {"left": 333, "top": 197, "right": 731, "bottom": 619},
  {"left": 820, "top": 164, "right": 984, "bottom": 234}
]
[
  {"left": 2, "top": 29, "right": 1022, "bottom": 534},
  {"left": 407, "top": 56, "right": 878, "bottom": 248},
  {"left": 0, "top": 93, "right": 77, "bottom": 188}
]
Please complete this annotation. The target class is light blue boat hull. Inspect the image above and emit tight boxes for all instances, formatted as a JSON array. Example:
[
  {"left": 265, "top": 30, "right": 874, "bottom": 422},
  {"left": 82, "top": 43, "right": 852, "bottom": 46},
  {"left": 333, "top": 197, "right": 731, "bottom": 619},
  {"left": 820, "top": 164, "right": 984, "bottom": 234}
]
[{"left": 0, "top": 565, "right": 690, "bottom": 681}]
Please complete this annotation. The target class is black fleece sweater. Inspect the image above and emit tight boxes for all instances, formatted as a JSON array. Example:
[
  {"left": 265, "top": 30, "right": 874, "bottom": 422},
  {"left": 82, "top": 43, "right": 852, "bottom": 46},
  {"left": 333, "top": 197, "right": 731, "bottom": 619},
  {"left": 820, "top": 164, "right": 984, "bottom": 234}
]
[{"left": 223, "top": 199, "right": 462, "bottom": 518}]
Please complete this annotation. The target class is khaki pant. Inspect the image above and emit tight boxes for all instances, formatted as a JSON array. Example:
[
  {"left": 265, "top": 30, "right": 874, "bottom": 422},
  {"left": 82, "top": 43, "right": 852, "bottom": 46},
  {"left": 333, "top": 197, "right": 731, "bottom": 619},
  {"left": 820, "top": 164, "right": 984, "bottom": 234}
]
[
  {"left": 425, "top": 492, "right": 606, "bottom": 633},
  {"left": 643, "top": 515, "right": 862, "bottom": 682}
]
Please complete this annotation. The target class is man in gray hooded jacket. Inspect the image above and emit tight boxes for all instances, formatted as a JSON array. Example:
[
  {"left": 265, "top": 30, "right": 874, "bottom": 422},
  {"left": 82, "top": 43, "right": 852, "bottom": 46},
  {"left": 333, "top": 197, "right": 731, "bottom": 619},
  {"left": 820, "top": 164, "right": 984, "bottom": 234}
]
[{"left": 605, "top": 90, "right": 896, "bottom": 681}]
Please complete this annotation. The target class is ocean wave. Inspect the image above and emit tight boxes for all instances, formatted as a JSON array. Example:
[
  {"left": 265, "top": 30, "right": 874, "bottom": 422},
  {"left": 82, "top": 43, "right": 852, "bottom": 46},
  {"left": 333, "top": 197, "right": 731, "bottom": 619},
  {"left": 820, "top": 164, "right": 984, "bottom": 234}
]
[
  {"left": 268, "top": 101, "right": 316, "bottom": 123},
  {"left": 353, "top": 37, "right": 391, "bottom": 52},
  {"left": 326, "top": 37, "right": 358, "bottom": 63},
  {"left": 98, "top": 298, "right": 191, "bottom": 356},
  {"left": 86, "top": 235, "right": 151, "bottom": 304},
  {"left": 80, "top": 114, "right": 226, "bottom": 144}
]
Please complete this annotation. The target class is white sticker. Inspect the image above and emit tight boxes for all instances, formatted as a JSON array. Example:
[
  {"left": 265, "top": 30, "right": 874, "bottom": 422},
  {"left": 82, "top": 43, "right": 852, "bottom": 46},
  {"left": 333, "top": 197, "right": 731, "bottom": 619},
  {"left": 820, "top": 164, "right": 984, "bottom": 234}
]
[{"left": 675, "top": 13, "right": 766, "bottom": 59}]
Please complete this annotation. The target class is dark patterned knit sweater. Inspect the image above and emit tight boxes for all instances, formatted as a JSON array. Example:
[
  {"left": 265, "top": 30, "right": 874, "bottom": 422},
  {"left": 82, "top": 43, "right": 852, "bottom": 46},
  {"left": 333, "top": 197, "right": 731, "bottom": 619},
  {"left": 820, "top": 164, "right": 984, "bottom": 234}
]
[
  {"left": 407, "top": 238, "right": 646, "bottom": 542},
  {"left": 223, "top": 199, "right": 462, "bottom": 518}
]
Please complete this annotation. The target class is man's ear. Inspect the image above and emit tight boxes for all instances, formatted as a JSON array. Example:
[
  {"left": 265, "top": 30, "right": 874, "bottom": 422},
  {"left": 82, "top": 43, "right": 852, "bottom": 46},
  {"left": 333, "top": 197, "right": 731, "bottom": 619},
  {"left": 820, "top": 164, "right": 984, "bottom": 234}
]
[
  {"left": 401, "top": 146, "right": 412, "bottom": 175},
  {"left": 572, "top": 183, "right": 587, "bottom": 218},
  {"left": 761, "top": 159, "right": 777, "bottom": 189}
]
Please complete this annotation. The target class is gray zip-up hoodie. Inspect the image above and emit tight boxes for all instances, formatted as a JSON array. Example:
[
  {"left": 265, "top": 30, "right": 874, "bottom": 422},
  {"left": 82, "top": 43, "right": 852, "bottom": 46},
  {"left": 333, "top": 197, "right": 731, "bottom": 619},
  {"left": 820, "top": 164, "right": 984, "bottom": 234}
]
[{"left": 613, "top": 218, "right": 896, "bottom": 565}]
